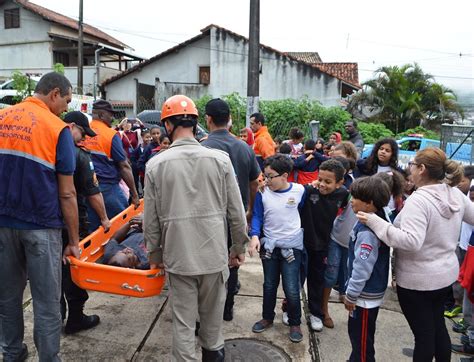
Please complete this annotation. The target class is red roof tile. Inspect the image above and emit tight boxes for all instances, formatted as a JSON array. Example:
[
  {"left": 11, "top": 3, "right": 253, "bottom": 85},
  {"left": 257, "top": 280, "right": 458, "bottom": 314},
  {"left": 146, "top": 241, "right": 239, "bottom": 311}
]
[
  {"left": 312, "top": 63, "right": 359, "bottom": 87},
  {"left": 14, "top": 0, "right": 129, "bottom": 49}
]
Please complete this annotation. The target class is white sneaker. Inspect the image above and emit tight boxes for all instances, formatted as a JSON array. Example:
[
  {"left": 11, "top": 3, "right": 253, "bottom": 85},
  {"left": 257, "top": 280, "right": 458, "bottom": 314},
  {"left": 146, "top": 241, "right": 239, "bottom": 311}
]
[
  {"left": 282, "top": 312, "right": 289, "bottom": 326},
  {"left": 309, "top": 314, "right": 323, "bottom": 332}
]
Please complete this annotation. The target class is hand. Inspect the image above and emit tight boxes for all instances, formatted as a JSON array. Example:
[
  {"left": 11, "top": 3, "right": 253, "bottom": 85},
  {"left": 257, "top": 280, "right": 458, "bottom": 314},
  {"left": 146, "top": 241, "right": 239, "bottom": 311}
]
[
  {"left": 150, "top": 262, "right": 165, "bottom": 270},
  {"left": 344, "top": 297, "right": 356, "bottom": 312},
  {"left": 311, "top": 180, "right": 320, "bottom": 189},
  {"left": 100, "top": 218, "right": 111, "bottom": 232},
  {"left": 63, "top": 243, "right": 80, "bottom": 264},
  {"left": 306, "top": 154, "right": 314, "bottom": 161},
  {"left": 229, "top": 252, "right": 245, "bottom": 268},
  {"left": 131, "top": 193, "right": 140, "bottom": 209},
  {"left": 129, "top": 215, "right": 143, "bottom": 230},
  {"left": 356, "top": 211, "right": 369, "bottom": 225},
  {"left": 248, "top": 236, "right": 260, "bottom": 257}
]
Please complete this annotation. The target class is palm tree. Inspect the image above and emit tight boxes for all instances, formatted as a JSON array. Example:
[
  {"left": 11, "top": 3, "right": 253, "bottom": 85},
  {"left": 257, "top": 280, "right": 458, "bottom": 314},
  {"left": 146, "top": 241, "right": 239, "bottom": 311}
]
[{"left": 346, "top": 63, "right": 464, "bottom": 133}]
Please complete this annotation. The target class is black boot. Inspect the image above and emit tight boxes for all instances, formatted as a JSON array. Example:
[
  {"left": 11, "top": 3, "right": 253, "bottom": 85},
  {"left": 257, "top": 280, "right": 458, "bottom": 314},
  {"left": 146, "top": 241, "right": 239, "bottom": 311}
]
[
  {"left": 65, "top": 312, "right": 100, "bottom": 335},
  {"left": 201, "top": 347, "right": 225, "bottom": 362}
]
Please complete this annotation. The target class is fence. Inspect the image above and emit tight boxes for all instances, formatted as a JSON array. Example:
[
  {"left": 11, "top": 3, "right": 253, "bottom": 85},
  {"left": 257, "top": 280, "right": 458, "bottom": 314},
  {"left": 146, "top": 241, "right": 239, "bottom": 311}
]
[{"left": 440, "top": 124, "right": 474, "bottom": 164}]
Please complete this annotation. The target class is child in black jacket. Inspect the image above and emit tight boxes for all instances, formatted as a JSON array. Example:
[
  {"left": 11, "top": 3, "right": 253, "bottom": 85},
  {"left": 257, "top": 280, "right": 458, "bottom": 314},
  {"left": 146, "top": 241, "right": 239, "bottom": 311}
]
[{"left": 300, "top": 159, "right": 349, "bottom": 331}]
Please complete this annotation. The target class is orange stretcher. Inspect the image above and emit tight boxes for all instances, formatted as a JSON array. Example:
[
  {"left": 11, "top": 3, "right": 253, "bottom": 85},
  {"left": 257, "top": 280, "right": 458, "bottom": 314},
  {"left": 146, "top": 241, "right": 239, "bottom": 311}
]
[{"left": 69, "top": 200, "right": 165, "bottom": 298}]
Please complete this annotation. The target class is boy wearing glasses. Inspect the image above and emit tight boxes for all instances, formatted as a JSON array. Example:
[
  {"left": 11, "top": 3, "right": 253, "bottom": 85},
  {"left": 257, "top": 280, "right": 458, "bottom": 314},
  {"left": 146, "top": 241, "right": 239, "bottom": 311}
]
[{"left": 248, "top": 154, "right": 306, "bottom": 343}]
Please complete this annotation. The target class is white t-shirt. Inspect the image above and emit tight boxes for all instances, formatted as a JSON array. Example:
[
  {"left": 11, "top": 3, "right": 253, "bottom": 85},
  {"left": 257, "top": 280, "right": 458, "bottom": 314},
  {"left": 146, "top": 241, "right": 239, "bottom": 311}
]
[{"left": 377, "top": 165, "right": 395, "bottom": 210}]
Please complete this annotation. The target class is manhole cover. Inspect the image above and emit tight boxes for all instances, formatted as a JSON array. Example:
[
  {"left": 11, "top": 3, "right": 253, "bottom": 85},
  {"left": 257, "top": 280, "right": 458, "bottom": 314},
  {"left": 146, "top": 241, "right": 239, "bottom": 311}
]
[{"left": 224, "top": 338, "right": 291, "bottom": 361}]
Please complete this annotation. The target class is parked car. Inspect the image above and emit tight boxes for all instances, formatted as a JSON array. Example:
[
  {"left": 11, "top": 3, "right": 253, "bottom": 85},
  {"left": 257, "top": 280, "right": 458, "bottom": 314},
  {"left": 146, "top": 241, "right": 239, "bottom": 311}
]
[
  {"left": 0, "top": 77, "right": 40, "bottom": 105},
  {"left": 136, "top": 109, "right": 209, "bottom": 142},
  {"left": 361, "top": 134, "right": 472, "bottom": 166},
  {"left": 0, "top": 77, "right": 94, "bottom": 113}
]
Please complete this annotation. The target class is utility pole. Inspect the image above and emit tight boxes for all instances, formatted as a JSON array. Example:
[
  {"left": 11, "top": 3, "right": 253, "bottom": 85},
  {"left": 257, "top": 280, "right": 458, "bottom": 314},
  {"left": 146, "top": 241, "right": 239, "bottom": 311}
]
[
  {"left": 246, "top": 0, "right": 260, "bottom": 127},
  {"left": 77, "top": 0, "right": 84, "bottom": 95}
]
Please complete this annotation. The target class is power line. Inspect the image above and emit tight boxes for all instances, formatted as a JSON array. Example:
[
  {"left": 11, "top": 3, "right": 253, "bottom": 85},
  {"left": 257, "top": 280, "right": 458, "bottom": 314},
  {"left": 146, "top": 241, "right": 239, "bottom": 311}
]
[{"left": 12, "top": 16, "right": 474, "bottom": 81}]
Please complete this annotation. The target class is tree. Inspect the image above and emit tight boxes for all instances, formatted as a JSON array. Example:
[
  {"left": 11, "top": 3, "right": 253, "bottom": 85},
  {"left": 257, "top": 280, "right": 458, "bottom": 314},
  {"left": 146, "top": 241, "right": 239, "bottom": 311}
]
[
  {"left": 346, "top": 63, "right": 464, "bottom": 134},
  {"left": 11, "top": 71, "right": 35, "bottom": 103}
]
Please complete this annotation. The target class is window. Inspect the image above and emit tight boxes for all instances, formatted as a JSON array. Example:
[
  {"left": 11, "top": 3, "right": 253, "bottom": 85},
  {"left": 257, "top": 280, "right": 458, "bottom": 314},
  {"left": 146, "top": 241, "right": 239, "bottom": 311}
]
[
  {"left": 53, "top": 52, "right": 70, "bottom": 66},
  {"left": 199, "top": 66, "right": 210, "bottom": 85},
  {"left": 4, "top": 8, "right": 20, "bottom": 29}
]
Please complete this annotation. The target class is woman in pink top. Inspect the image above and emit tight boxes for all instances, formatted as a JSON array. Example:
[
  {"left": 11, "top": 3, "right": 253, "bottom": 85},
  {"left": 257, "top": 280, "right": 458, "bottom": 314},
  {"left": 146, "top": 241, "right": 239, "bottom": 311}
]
[{"left": 357, "top": 147, "right": 474, "bottom": 361}]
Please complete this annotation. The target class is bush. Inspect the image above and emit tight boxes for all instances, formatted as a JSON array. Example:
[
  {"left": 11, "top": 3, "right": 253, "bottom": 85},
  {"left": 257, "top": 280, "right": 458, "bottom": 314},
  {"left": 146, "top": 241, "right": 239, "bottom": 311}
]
[
  {"left": 358, "top": 122, "right": 394, "bottom": 144},
  {"left": 193, "top": 94, "right": 352, "bottom": 140}
]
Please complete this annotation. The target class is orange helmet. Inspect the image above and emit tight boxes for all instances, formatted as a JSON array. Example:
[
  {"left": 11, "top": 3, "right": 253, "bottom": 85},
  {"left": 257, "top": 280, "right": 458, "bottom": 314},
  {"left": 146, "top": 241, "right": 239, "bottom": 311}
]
[{"left": 160, "top": 95, "right": 198, "bottom": 121}]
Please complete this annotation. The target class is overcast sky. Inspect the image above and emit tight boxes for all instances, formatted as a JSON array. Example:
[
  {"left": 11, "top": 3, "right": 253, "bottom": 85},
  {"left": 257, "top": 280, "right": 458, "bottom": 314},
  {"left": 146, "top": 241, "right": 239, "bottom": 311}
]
[{"left": 34, "top": 0, "right": 474, "bottom": 98}]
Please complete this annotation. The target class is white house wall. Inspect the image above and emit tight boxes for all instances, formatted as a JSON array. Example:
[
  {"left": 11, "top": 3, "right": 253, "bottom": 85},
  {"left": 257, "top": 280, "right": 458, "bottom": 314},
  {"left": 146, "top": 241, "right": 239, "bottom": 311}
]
[
  {"left": 105, "top": 36, "right": 211, "bottom": 104},
  {"left": 0, "top": 2, "right": 52, "bottom": 78},
  {"left": 208, "top": 27, "right": 341, "bottom": 106}
]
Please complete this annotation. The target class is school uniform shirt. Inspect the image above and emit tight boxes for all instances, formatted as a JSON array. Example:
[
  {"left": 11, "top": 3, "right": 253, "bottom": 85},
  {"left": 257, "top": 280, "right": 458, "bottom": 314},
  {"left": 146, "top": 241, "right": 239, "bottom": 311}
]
[
  {"left": 346, "top": 209, "right": 391, "bottom": 308},
  {"left": 250, "top": 183, "right": 306, "bottom": 240}
]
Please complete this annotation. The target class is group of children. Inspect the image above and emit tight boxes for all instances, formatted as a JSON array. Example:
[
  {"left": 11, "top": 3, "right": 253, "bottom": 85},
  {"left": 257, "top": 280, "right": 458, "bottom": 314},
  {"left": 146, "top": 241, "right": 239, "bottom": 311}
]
[
  {"left": 116, "top": 120, "right": 171, "bottom": 194},
  {"left": 248, "top": 130, "right": 423, "bottom": 360}
]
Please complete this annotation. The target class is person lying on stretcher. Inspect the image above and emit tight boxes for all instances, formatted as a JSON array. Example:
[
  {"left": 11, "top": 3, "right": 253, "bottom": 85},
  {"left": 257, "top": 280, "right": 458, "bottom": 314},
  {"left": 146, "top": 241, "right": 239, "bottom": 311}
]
[{"left": 103, "top": 214, "right": 150, "bottom": 269}]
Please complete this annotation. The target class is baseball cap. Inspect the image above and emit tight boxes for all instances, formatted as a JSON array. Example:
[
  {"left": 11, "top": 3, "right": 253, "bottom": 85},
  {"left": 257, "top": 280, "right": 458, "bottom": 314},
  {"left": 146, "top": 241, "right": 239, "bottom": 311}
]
[
  {"left": 92, "top": 99, "right": 118, "bottom": 115},
  {"left": 205, "top": 98, "right": 230, "bottom": 118},
  {"left": 63, "top": 111, "right": 97, "bottom": 137}
]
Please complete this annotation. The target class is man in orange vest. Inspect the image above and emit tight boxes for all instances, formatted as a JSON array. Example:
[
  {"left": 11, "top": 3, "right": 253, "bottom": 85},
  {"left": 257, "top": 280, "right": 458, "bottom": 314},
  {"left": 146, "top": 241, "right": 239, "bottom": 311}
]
[
  {"left": 250, "top": 112, "right": 275, "bottom": 170},
  {"left": 82, "top": 100, "right": 139, "bottom": 232},
  {"left": 0, "top": 72, "right": 79, "bottom": 361}
]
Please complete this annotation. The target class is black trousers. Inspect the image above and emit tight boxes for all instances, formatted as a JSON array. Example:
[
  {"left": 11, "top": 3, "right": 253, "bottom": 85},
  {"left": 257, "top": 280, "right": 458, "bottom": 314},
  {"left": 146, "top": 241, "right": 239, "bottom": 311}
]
[
  {"left": 61, "top": 231, "right": 88, "bottom": 321},
  {"left": 348, "top": 306, "right": 379, "bottom": 362},
  {"left": 224, "top": 266, "right": 239, "bottom": 310},
  {"left": 306, "top": 249, "right": 327, "bottom": 319},
  {"left": 397, "top": 285, "right": 451, "bottom": 362}
]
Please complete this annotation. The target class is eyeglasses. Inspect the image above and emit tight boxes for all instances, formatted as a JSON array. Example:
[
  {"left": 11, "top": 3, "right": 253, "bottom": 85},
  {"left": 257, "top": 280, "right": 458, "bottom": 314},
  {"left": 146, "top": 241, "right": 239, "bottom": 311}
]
[
  {"left": 264, "top": 173, "right": 282, "bottom": 180},
  {"left": 75, "top": 124, "right": 86, "bottom": 138},
  {"left": 408, "top": 161, "right": 420, "bottom": 168}
]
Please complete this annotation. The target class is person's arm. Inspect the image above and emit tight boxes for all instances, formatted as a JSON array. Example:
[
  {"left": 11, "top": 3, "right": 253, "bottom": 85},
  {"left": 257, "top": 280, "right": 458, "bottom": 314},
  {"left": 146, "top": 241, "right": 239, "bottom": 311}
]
[
  {"left": 247, "top": 178, "right": 259, "bottom": 224},
  {"left": 248, "top": 191, "right": 264, "bottom": 256},
  {"left": 462, "top": 195, "right": 474, "bottom": 225},
  {"left": 143, "top": 171, "right": 162, "bottom": 269},
  {"left": 58, "top": 174, "right": 79, "bottom": 258},
  {"left": 55, "top": 129, "right": 80, "bottom": 261},
  {"left": 359, "top": 195, "right": 428, "bottom": 251},
  {"left": 87, "top": 193, "right": 110, "bottom": 231},
  {"left": 111, "top": 135, "right": 139, "bottom": 208},
  {"left": 110, "top": 221, "right": 132, "bottom": 243},
  {"left": 225, "top": 158, "right": 249, "bottom": 266},
  {"left": 78, "top": 150, "right": 110, "bottom": 231},
  {"left": 345, "top": 230, "right": 379, "bottom": 309}
]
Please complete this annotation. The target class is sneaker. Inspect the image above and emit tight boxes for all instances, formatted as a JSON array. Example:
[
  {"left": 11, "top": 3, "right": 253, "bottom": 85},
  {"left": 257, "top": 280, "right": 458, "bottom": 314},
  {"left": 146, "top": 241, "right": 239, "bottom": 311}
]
[
  {"left": 289, "top": 326, "right": 303, "bottom": 343},
  {"left": 309, "top": 314, "right": 323, "bottom": 332},
  {"left": 252, "top": 319, "right": 273, "bottom": 333},
  {"left": 451, "top": 343, "right": 474, "bottom": 356},
  {"left": 282, "top": 312, "right": 289, "bottom": 326},
  {"left": 453, "top": 318, "right": 468, "bottom": 334},
  {"left": 444, "top": 305, "right": 462, "bottom": 318},
  {"left": 65, "top": 314, "right": 100, "bottom": 335}
]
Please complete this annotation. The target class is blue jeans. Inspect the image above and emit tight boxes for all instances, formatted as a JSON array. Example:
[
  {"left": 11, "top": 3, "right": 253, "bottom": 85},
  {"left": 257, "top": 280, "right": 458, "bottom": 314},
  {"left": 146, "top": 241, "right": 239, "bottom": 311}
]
[
  {"left": 262, "top": 248, "right": 302, "bottom": 326},
  {"left": 324, "top": 238, "right": 348, "bottom": 291},
  {"left": 87, "top": 182, "right": 128, "bottom": 232},
  {"left": 0, "top": 228, "right": 62, "bottom": 362}
]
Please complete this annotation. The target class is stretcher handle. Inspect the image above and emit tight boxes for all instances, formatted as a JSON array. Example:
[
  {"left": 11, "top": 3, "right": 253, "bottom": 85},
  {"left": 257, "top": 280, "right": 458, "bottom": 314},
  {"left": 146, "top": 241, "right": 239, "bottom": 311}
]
[{"left": 121, "top": 283, "right": 144, "bottom": 293}]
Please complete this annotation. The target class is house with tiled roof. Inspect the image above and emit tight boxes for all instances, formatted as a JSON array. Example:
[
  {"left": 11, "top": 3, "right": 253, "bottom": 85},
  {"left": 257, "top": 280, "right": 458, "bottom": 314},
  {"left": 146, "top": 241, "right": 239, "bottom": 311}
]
[
  {"left": 0, "top": 0, "right": 145, "bottom": 94},
  {"left": 103, "top": 24, "right": 360, "bottom": 114}
]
